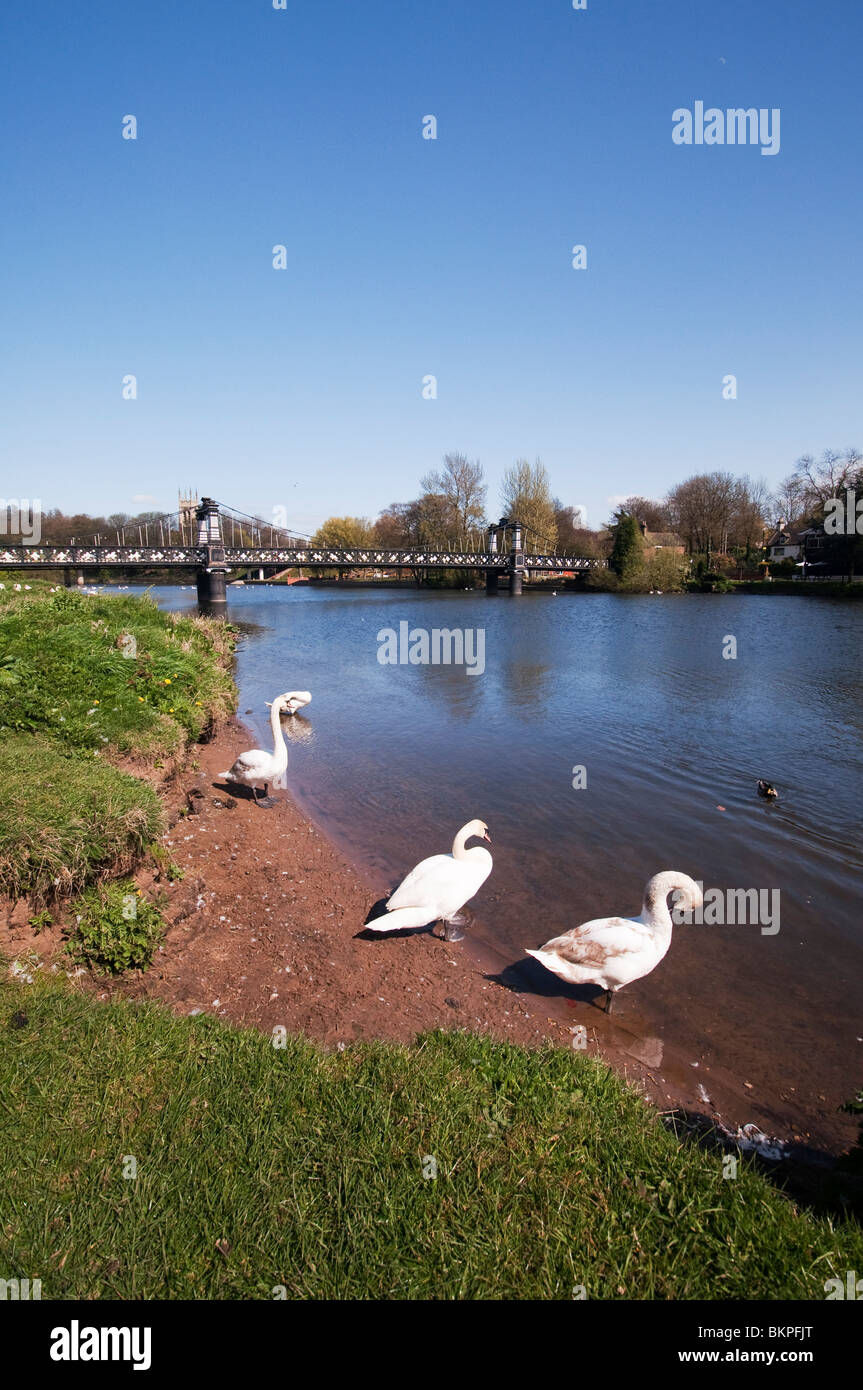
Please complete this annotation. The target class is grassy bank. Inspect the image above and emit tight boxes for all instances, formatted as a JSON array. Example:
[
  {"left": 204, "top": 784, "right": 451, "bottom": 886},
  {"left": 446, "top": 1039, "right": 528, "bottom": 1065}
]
[
  {"left": 1, "top": 975, "right": 860, "bottom": 1300},
  {"left": 0, "top": 585, "right": 235, "bottom": 900}
]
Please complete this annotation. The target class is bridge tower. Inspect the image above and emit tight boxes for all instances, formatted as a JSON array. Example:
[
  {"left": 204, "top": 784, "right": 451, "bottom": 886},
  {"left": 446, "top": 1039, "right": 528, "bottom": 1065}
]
[
  {"left": 488, "top": 517, "right": 524, "bottom": 595},
  {"left": 508, "top": 520, "right": 524, "bottom": 596},
  {"left": 195, "top": 497, "right": 229, "bottom": 608}
]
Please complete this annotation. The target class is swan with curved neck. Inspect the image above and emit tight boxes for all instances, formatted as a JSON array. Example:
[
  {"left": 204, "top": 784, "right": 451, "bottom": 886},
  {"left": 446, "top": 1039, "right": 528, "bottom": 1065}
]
[
  {"left": 526, "top": 871, "right": 702, "bottom": 1012},
  {"left": 218, "top": 691, "right": 311, "bottom": 807},
  {"left": 368, "top": 819, "right": 493, "bottom": 937}
]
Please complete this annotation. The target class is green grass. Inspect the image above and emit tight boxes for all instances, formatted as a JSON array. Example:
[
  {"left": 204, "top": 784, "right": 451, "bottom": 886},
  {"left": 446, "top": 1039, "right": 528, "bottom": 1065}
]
[
  {"left": 0, "top": 585, "right": 235, "bottom": 754},
  {"left": 1, "top": 977, "right": 860, "bottom": 1300},
  {"left": 0, "top": 585, "right": 235, "bottom": 899},
  {"left": 0, "top": 737, "right": 163, "bottom": 900}
]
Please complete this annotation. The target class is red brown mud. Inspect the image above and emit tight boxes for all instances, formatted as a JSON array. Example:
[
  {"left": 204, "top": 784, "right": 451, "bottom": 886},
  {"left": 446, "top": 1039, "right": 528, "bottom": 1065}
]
[{"left": 2, "top": 716, "right": 857, "bottom": 1170}]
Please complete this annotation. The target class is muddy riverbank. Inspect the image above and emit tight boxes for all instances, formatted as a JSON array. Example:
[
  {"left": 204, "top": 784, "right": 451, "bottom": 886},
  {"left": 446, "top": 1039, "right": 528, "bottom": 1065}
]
[{"left": 5, "top": 708, "right": 856, "bottom": 1172}]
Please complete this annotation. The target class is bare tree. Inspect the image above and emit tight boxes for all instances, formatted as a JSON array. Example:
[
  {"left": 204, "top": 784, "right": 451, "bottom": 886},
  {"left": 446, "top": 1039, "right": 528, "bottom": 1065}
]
[
  {"left": 420, "top": 453, "right": 487, "bottom": 545},
  {"left": 665, "top": 471, "right": 766, "bottom": 555},
  {"left": 411, "top": 492, "right": 461, "bottom": 548},
  {"left": 617, "top": 496, "right": 671, "bottom": 532},
  {"left": 731, "top": 477, "right": 770, "bottom": 551},
  {"left": 374, "top": 503, "right": 415, "bottom": 547},
  {"left": 554, "top": 501, "right": 600, "bottom": 556},
  {"left": 779, "top": 448, "right": 863, "bottom": 519}
]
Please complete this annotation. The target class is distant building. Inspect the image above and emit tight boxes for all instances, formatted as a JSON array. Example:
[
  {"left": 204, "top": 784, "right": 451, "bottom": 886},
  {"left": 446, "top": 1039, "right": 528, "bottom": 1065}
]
[
  {"left": 637, "top": 520, "right": 685, "bottom": 555},
  {"left": 178, "top": 491, "right": 199, "bottom": 542},
  {"left": 765, "top": 524, "right": 827, "bottom": 563}
]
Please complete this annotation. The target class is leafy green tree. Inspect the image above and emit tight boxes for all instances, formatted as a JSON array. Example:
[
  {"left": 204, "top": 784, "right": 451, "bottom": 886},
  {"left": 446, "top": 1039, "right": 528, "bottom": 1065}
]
[
  {"left": 608, "top": 513, "right": 643, "bottom": 582},
  {"left": 641, "top": 549, "right": 688, "bottom": 591},
  {"left": 310, "top": 516, "right": 376, "bottom": 548}
]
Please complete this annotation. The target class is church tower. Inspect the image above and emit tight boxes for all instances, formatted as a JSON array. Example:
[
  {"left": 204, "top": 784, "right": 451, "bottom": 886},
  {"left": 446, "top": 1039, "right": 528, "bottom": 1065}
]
[{"left": 178, "top": 490, "right": 199, "bottom": 543}]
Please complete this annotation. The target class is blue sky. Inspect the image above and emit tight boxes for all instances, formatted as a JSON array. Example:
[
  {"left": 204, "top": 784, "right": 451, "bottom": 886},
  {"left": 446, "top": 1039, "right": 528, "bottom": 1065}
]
[{"left": 1, "top": 0, "right": 860, "bottom": 534}]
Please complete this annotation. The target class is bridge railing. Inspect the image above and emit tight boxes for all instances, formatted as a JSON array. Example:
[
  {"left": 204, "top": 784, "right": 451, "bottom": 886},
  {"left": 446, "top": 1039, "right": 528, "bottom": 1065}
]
[
  {"left": 0, "top": 545, "right": 599, "bottom": 572},
  {"left": 0, "top": 546, "right": 203, "bottom": 567}
]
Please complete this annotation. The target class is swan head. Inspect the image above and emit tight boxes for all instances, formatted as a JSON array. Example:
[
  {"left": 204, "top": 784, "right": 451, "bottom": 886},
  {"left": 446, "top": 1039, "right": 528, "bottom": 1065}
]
[
  {"left": 465, "top": 818, "right": 492, "bottom": 845},
  {"left": 281, "top": 690, "right": 312, "bottom": 715},
  {"left": 643, "top": 872, "right": 702, "bottom": 922},
  {"left": 267, "top": 691, "right": 312, "bottom": 716}
]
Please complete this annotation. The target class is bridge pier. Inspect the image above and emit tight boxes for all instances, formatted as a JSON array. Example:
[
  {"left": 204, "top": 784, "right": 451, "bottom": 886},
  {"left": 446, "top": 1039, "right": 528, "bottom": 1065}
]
[
  {"left": 485, "top": 569, "right": 499, "bottom": 595},
  {"left": 63, "top": 567, "right": 85, "bottom": 588},
  {"left": 196, "top": 566, "right": 227, "bottom": 607}
]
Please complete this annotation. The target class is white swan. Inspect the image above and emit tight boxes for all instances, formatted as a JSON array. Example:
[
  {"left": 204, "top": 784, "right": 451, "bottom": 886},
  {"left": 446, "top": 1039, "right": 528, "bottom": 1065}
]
[
  {"left": 526, "top": 871, "right": 702, "bottom": 1012},
  {"left": 368, "top": 819, "right": 493, "bottom": 937},
  {"left": 218, "top": 691, "right": 311, "bottom": 806},
  {"left": 281, "top": 691, "right": 311, "bottom": 715}
]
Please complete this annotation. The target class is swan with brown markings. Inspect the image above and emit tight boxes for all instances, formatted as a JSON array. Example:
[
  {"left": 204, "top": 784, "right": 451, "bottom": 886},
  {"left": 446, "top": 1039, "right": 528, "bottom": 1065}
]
[{"left": 526, "top": 872, "right": 703, "bottom": 1012}]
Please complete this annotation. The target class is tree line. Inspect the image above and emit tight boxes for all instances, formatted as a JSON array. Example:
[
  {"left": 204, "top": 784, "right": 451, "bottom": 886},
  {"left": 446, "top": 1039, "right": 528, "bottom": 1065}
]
[
  {"left": 310, "top": 454, "right": 592, "bottom": 557},
  {"left": 30, "top": 445, "right": 861, "bottom": 574}
]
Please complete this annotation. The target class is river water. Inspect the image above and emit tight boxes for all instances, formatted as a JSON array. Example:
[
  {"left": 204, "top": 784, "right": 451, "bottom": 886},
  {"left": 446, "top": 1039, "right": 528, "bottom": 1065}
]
[{"left": 154, "top": 583, "right": 863, "bottom": 1147}]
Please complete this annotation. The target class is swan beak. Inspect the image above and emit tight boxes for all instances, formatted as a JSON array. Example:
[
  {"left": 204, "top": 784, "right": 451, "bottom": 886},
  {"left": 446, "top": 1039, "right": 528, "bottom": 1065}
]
[{"left": 483, "top": 831, "right": 492, "bottom": 844}]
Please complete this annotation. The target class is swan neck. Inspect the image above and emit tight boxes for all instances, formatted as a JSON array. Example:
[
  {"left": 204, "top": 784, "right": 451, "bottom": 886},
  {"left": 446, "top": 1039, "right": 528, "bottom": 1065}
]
[
  {"left": 644, "top": 898, "right": 672, "bottom": 933},
  {"left": 641, "top": 873, "right": 697, "bottom": 932},
  {"left": 270, "top": 703, "right": 287, "bottom": 756},
  {"left": 641, "top": 875, "right": 675, "bottom": 931},
  {"left": 452, "top": 826, "right": 471, "bottom": 860}
]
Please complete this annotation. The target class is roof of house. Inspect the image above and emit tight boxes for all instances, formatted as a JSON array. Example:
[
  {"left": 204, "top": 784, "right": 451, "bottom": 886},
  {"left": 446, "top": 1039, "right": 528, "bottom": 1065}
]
[
  {"left": 766, "top": 525, "right": 826, "bottom": 549},
  {"left": 766, "top": 527, "right": 803, "bottom": 547},
  {"left": 643, "top": 530, "right": 684, "bottom": 547}
]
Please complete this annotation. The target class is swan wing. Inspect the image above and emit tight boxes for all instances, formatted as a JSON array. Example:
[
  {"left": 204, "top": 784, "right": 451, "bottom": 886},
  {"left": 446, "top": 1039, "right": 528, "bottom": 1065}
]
[
  {"left": 537, "top": 916, "right": 651, "bottom": 970},
  {"left": 388, "top": 851, "right": 490, "bottom": 920},
  {"left": 387, "top": 853, "right": 453, "bottom": 911},
  {"left": 222, "top": 750, "right": 272, "bottom": 783},
  {"left": 229, "top": 749, "right": 270, "bottom": 776}
]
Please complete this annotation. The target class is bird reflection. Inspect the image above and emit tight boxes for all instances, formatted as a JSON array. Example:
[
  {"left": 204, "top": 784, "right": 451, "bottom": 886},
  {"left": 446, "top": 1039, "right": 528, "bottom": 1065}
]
[{"left": 280, "top": 710, "right": 314, "bottom": 744}]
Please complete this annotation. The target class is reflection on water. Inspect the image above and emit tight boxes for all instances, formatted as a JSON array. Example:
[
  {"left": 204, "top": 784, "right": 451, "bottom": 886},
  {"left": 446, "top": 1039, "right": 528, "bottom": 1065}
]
[
  {"left": 281, "top": 711, "right": 314, "bottom": 746},
  {"left": 154, "top": 585, "right": 863, "bottom": 1129}
]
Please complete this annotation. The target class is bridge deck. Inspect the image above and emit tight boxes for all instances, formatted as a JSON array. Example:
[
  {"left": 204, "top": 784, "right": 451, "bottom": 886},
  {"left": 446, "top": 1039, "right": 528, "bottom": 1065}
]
[{"left": 0, "top": 545, "right": 597, "bottom": 571}]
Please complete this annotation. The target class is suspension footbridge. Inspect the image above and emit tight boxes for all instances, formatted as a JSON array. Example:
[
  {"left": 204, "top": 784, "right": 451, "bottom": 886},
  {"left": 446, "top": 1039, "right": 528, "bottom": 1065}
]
[{"left": 0, "top": 497, "right": 599, "bottom": 603}]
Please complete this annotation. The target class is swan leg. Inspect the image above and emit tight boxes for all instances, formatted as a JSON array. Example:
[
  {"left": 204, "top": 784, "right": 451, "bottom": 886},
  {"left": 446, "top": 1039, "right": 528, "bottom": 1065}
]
[
  {"left": 254, "top": 783, "right": 276, "bottom": 809},
  {"left": 440, "top": 917, "right": 465, "bottom": 942},
  {"left": 604, "top": 989, "right": 615, "bottom": 1014},
  {"left": 446, "top": 911, "right": 469, "bottom": 927}
]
